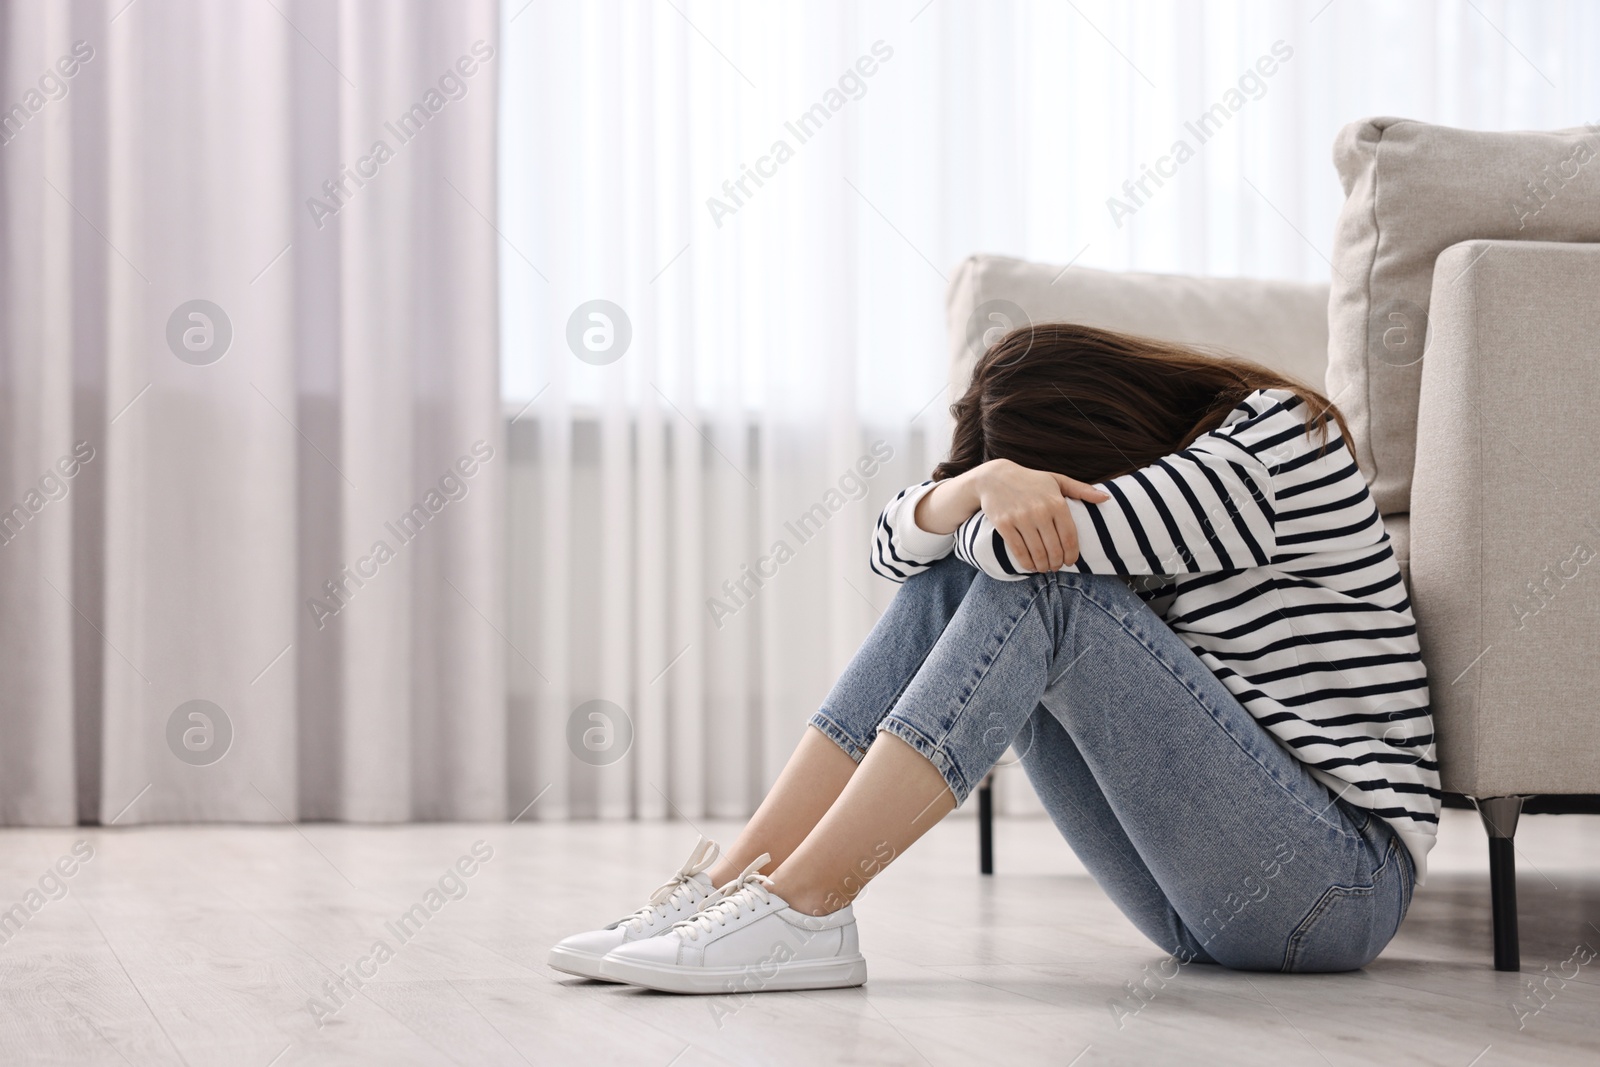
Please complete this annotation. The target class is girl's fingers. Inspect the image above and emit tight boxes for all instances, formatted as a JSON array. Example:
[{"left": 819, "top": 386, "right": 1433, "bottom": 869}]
[
  {"left": 1052, "top": 508, "right": 1080, "bottom": 567},
  {"left": 1053, "top": 473, "right": 1110, "bottom": 502},
  {"left": 999, "top": 524, "right": 1036, "bottom": 572},
  {"left": 1038, "top": 514, "right": 1066, "bottom": 570},
  {"left": 1036, "top": 531, "right": 1062, "bottom": 572},
  {"left": 1018, "top": 522, "right": 1052, "bottom": 574}
]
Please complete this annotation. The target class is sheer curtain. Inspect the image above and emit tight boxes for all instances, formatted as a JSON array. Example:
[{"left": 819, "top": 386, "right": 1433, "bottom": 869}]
[
  {"left": 0, "top": 0, "right": 502, "bottom": 826},
  {"left": 498, "top": 0, "right": 1597, "bottom": 821}
]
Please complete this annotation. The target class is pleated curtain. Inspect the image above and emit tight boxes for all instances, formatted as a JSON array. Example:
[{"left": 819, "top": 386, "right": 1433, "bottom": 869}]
[{"left": 0, "top": 0, "right": 502, "bottom": 825}]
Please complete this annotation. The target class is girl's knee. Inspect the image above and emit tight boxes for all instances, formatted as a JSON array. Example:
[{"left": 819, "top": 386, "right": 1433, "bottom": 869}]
[
  {"left": 1012, "top": 704, "right": 1054, "bottom": 769},
  {"left": 903, "top": 554, "right": 980, "bottom": 593}
]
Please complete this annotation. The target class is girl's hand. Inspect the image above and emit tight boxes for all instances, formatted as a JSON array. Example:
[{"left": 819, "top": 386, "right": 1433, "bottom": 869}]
[
  {"left": 974, "top": 459, "right": 1109, "bottom": 572},
  {"left": 914, "top": 459, "right": 1109, "bottom": 572}
]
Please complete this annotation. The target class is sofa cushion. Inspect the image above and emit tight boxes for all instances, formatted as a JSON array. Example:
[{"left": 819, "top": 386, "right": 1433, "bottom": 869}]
[
  {"left": 1327, "top": 117, "right": 1600, "bottom": 518},
  {"left": 946, "top": 254, "right": 1329, "bottom": 398}
]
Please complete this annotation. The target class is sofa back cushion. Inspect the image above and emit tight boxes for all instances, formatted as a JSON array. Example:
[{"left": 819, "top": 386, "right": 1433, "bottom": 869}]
[
  {"left": 946, "top": 255, "right": 1329, "bottom": 402},
  {"left": 1327, "top": 116, "right": 1600, "bottom": 518}
]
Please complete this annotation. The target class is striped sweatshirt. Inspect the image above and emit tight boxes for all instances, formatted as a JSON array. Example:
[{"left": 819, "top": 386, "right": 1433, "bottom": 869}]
[{"left": 871, "top": 388, "right": 1439, "bottom": 879}]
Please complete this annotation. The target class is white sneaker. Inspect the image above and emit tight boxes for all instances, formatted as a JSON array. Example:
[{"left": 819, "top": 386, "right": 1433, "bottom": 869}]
[
  {"left": 547, "top": 837, "right": 723, "bottom": 980},
  {"left": 598, "top": 854, "right": 867, "bottom": 994}
]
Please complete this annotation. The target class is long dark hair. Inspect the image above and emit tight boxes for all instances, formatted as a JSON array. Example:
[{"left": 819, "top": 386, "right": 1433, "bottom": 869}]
[{"left": 931, "top": 323, "right": 1354, "bottom": 483}]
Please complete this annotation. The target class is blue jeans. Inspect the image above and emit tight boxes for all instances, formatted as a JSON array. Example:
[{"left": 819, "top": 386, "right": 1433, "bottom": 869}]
[{"left": 810, "top": 555, "right": 1414, "bottom": 972}]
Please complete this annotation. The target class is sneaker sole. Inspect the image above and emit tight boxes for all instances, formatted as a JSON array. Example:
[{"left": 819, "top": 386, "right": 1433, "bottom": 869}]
[
  {"left": 598, "top": 953, "right": 867, "bottom": 994},
  {"left": 547, "top": 946, "right": 624, "bottom": 982}
]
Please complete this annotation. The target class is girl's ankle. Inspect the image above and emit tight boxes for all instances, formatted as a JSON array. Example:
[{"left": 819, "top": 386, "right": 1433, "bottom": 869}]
[{"left": 769, "top": 879, "right": 845, "bottom": 917}]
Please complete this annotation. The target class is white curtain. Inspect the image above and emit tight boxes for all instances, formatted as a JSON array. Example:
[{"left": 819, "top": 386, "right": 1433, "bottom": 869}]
[
  {"left": 498, "top": 0, "right": 1599, "bottom": 820},
  {"left": 0, "top": 0, "right": 502, "bottom": 825}
]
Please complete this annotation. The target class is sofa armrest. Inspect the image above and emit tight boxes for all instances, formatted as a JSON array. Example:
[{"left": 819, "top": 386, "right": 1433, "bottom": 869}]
[{"left": 1411, "top": 239, "right": 1600, "bottom": 796}]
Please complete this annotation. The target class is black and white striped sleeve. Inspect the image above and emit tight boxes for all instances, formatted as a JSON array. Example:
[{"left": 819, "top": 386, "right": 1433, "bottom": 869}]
[
  {"left": 870, "top": 480, "right": 957, "bottom": 582},
  {"left": 954, "top": 399, "right": 1300, "bottom": 581}
]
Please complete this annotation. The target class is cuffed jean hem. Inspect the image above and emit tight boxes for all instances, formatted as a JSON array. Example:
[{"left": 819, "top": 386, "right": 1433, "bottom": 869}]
[
  {"left": 875, "top": 718, "right": 977, "bottom": 806},
  {"left": 808, "top": 711, "right": 871, "bottom": 765},
  {"left": 807, "top": 710, "right": 979, "bottom": 806}
]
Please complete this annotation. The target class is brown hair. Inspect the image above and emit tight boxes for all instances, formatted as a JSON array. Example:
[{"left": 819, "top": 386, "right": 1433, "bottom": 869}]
[{"left": 931, "top": 322, "right": 1354, "bottom": 483}]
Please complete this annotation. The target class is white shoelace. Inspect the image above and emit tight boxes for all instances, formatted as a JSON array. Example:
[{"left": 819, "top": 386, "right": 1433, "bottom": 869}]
[
  {"left": 674, "top": 853, "right": 773, "bottom": 942},
  {"left": 618, "top": 836, "right": 719, "bottom": 933}
]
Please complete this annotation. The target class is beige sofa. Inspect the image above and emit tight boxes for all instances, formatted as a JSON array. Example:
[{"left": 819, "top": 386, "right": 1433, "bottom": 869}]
[{"left": 948, "top": 117, "right": 1600, "bottom": 974}]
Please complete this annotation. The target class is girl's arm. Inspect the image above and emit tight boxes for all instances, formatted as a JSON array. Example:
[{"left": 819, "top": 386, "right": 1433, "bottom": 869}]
[
  {"left": 870, "top": 461, "right": 1108, "bottom": 582},
  {"left": 956, "top": 433, "right": 1278, "bottom": 580}
]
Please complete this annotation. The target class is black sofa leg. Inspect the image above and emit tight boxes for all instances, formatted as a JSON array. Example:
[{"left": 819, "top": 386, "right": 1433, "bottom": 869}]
[
  {"left": 978, "top": 774, "right": 994, "bottom": 875},
  {"left": 1474, "top": 796, "right": 1525, "bottom": 972}
]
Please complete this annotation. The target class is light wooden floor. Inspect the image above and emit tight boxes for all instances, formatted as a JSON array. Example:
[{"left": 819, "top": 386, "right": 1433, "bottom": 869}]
[{"left": 1, "top": 807, "right": 1597, "bottom": 1066}]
